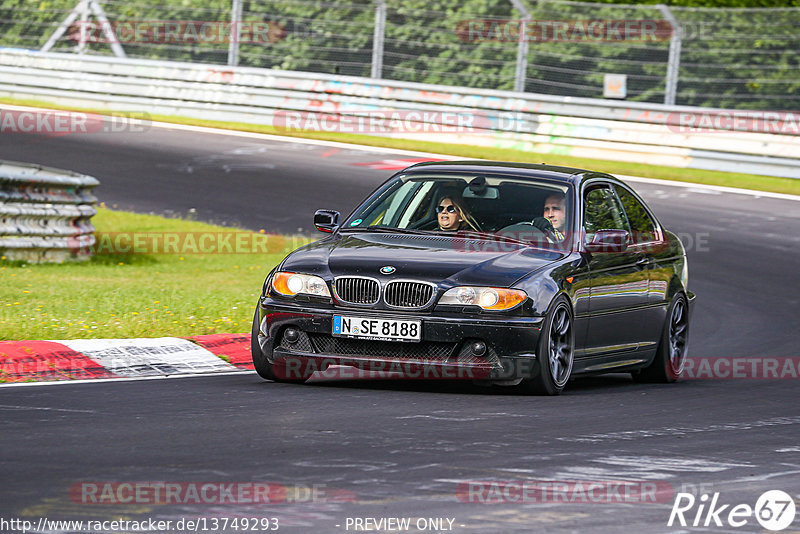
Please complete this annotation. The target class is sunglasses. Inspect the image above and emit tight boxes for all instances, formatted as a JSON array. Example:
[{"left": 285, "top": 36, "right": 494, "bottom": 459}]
[{"left": 436, "top": 205, "right": 457, "bottom": 214}]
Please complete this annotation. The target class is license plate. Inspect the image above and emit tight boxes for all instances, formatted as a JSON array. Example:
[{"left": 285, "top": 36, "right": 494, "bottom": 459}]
[{"left": 332, "top": 315, "right": 421, "bottom": 342}]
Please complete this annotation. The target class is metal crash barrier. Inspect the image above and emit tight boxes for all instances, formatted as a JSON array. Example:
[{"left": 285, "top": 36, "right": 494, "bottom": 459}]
[
  {"left": 0, "top": 160, "right": 98, "bottom": 263},
  {"left": 0, "top": 48, "right": 797, "bottom": 179}
]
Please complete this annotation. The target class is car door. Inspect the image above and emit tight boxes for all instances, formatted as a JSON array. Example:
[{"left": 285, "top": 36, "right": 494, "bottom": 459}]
[
  {"left": 579, "top": 182, "right": 651, "bottom": 364},
  {"left": 613, "top": 183, "right": 668, "bottom": 346}
]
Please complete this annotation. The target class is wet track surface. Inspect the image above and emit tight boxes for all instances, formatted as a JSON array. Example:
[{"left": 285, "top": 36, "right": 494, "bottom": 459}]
[{"left": 1, "top": 124, "right": 799, "bottom": 532}]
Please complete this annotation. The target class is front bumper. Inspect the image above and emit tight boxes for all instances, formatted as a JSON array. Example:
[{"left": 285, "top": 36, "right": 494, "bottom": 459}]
[{"left": 255, "top": 298, "right": 544, "bottom": 381}]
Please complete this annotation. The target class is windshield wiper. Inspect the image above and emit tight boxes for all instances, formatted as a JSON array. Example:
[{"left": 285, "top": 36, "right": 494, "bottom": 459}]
[{"left": 340, "top": 226, "right": 435, "bottom": 236}]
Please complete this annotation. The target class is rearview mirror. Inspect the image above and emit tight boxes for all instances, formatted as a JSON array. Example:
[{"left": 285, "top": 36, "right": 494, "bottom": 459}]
[
  {"left": 314, "top": 209, "right": 340, "bottom": 233},
  {"left": 585, "top": 229, "right": 629, "bottom": 253},
  {"left": 463, "top": 177, "right": 499, "bottom": 199}
]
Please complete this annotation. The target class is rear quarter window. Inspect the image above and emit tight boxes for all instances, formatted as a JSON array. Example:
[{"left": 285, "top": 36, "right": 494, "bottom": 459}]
[{"left": 614, "top": 185, "right": 658, "bottom": 244}]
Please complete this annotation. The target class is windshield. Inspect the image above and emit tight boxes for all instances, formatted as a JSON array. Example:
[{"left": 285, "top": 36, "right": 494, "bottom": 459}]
[{"left": 342, "top": 173, "right": 573, "bottom": 248}]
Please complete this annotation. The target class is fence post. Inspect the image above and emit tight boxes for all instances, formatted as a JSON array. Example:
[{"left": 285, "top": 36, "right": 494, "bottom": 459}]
[
  {"left": 228, "top": 0, "right": 243, "bottom": 66},
  {"left": 371, "top": 0, "right": 386, "bottom": 78},
  {"left": 509, "top": 0, "right": 530, "bottom": 93},
  {"left": 88, "top": 1, "right": 126, "bottom": 58},
  {"left": 41, "top": 0, "right": 88, "bottom": 53},
  {"left": 78, "top": 1, "right": 89, "bottom": 54},
  {"left": 658, "top": 4, "right": 682, "bottom": 106},
  {"left": 42, "top": 0, "right": 127, "bottom": 57}
]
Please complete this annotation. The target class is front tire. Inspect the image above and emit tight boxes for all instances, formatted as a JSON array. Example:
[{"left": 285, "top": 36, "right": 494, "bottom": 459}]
[
  {"left": 251, "top": 306, "right": 277, "bottom": 381},
  {"left": 633, "top": 293, "right": 689, "bottom": 383},
  {"left": 251, "top": 306, "right": 309, "bottom": 383},
  {"left": 519, "top": 296, "right": 575, "bottom": 396}
]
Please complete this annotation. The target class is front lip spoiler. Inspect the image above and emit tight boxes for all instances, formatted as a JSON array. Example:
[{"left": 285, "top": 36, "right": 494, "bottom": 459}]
[{"left": 270, "top": 350, "right": 539, "bottom": 381}]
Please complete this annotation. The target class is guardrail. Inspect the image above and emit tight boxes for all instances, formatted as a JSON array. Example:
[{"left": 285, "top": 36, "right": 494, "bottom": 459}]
[
  {"left": 0, "top": 48, "right": 797, "bottom": 179},
  {"left": 0, "top": 160, "right": 98, "bottom": 263}
]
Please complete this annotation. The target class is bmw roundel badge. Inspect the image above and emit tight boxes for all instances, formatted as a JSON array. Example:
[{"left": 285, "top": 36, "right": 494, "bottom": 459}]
[{"left": 380, "top": 266, "right": 396, "bottom": 275}]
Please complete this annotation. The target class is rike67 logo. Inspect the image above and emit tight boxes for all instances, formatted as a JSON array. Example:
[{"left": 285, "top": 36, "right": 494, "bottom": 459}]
[{"left": 669, "top": 490, "right": 796, "bottom": 531}]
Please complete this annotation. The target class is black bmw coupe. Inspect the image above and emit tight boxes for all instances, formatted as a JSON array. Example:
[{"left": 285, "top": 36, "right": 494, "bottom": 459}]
[{"left": 252, "top": 161, "right": 695, "bottom": 395}]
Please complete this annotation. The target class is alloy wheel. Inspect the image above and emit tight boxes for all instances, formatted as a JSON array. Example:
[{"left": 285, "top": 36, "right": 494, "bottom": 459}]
[
  {"left": 668, "top": 297, "right": 688, "bottom": 374},
  {"left": 549, "top": 303, "right": 574, "bottom": 387}
]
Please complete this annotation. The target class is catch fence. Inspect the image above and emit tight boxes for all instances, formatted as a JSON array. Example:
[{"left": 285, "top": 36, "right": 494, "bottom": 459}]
[{"left": 1, "top": 0, "right": 797, "bottom": 110}]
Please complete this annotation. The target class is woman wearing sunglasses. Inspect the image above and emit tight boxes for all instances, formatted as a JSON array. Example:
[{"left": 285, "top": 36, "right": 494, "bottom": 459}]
[{"left": 436, "top": 196, "right": 479, "bottom": 232}]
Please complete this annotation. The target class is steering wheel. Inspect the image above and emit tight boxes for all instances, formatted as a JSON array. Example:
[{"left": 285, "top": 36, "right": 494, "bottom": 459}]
[{"left": 496, "top": 222, "right": 553, "bottom": 243}]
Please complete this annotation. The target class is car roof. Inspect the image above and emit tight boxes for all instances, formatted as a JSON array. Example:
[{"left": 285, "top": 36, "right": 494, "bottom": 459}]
[{"left": 402, "top": 160, "right": 616, "bottom": 186}]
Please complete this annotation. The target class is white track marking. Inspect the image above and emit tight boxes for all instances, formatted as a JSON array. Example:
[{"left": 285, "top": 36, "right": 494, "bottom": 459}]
[{"left": 616, "top": 174, "right": 800, "bottom": 202}]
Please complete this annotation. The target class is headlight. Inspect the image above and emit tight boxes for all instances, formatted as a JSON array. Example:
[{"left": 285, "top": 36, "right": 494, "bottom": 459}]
[
  {"left": 439, "top": 286, "right": 527, "bottom": 310},
  {"left": 271, "top": 272, "right": 331, "bottom": 298}
]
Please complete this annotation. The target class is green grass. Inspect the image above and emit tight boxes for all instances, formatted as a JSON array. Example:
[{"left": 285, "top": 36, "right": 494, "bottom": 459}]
[
  {"left": 0, "top": 208, "right": 309, "bottom": 341},
  {"left": 3, "top": 96, "right": 799, "bottom": 196}
]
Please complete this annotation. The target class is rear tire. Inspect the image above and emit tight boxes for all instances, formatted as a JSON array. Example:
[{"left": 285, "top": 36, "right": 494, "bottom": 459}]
[
  {"left": 519, "top": 296, "right": 574, "bottom": 396},
  {"left": 633, "top": 293, "right": 689, "bottom": 383}
]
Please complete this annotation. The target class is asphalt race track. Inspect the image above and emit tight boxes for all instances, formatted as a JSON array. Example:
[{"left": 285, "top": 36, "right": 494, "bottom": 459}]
[{"left": 1, "top": 124, "right": 799, "bottom": 533}]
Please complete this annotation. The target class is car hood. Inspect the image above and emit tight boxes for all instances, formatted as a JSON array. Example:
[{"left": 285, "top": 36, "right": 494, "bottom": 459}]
[{"left": 280, "top": 232, "right": 566, "bottom": 287}]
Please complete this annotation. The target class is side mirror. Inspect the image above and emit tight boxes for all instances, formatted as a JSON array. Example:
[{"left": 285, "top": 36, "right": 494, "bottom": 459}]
[
  {"left": 314, "top": 209, "right": 340, "bottom": 233},
  {"left": 585, "top": 229, "right": 629, "bottom": 253}
]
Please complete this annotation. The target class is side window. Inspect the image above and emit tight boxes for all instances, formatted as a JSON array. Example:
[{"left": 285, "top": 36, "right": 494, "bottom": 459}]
[
  {"left": 614, "top": 185, "right": 658, "bottom": 243},
  {"left": 583, "top": 185, "right": 629, "bottom": 243}
]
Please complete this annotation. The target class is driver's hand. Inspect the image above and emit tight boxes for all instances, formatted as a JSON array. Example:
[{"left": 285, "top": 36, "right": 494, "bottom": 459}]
[{"left": 531, "top": 217, "right": 554, "bottom": 233}]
